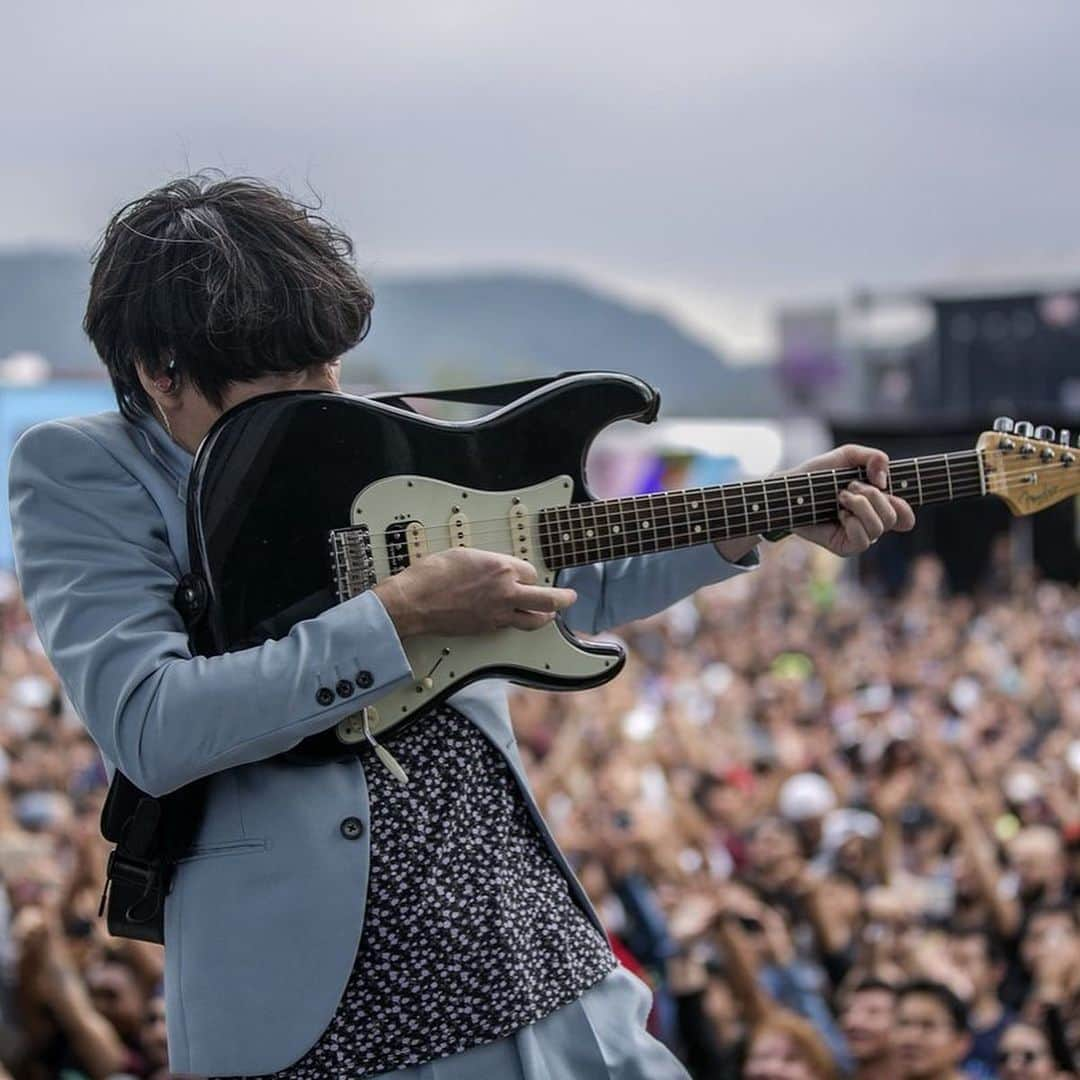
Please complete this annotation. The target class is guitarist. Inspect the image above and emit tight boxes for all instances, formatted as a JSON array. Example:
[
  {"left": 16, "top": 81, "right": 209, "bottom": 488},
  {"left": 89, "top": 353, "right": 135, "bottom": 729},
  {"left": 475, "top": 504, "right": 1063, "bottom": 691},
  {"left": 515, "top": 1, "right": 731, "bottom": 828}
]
[{"left": 8, "top": 173, "right": 915, "bottom": 1079}]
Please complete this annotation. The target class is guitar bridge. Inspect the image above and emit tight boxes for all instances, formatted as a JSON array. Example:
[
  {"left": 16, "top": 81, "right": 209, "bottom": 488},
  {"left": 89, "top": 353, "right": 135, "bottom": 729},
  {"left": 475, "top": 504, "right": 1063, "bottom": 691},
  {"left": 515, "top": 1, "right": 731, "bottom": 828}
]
[{"left": 329, "top": 525, "right": 377, "bottom": 602}]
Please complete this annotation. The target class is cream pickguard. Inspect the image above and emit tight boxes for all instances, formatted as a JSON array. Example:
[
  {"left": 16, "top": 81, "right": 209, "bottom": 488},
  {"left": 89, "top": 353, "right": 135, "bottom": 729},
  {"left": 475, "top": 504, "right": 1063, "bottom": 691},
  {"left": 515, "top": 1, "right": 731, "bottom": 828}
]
[{"left": 333, "top": 474, "right": 620, "bottom": 742}]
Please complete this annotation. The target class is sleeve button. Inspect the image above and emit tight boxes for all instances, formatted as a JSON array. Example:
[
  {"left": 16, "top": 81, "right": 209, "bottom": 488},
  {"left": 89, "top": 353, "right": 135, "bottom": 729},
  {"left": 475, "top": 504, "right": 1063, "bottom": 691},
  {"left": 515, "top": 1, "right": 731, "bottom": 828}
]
[
  {"left": 315, "top": 687, "right": 335, "bottom": 706},
  {"left": 340, "top": 816, "right": 364, "bottom": 840},
  {"left": 355, "top": 670, "right": 374, "bottom": 689},
  {"left": 335, "top": 679, "right": 354, "bottom": 699}
]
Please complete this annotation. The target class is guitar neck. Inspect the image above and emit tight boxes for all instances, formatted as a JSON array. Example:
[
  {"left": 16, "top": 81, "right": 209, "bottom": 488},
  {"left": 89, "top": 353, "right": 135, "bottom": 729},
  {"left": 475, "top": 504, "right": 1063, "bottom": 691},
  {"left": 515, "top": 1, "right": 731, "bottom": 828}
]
[{"left": 540, "top": 448, "right": 985, "bottom": 571}]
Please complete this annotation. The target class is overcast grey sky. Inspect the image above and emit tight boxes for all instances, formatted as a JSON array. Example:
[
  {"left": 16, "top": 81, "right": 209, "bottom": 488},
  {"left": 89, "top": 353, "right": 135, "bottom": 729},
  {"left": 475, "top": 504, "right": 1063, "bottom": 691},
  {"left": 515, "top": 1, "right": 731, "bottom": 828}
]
[{"left": 4, "top": 1, "right": 1080, "bottom": 355}]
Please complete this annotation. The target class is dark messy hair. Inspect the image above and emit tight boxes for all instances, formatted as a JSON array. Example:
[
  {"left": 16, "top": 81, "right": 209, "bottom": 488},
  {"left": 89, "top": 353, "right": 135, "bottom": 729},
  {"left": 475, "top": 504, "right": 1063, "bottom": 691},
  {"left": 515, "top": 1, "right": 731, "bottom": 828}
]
[
  {"left": 897, "top": 979, "right": 969, "bottom": 1033},
  {"left": 83, "top": 171, "right": 374, "bottom": 420},
  {"left": 849, "top": 976, "right": 898, "bottom": 998}
]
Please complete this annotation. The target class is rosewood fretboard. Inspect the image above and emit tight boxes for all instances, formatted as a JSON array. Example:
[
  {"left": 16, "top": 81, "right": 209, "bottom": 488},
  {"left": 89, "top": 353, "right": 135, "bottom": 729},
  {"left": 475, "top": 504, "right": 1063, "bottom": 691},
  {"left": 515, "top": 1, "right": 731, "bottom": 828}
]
[{"left": 538, "top": 449, "right": 984, "bottom": 571}]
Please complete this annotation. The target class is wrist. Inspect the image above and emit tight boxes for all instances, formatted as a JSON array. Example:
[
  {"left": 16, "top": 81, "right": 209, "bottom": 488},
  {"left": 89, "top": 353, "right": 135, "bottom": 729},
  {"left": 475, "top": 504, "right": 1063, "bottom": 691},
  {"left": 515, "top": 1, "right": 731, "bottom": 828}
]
[{"left": 371, "top": 577, "right": 422, "bottom": 640}]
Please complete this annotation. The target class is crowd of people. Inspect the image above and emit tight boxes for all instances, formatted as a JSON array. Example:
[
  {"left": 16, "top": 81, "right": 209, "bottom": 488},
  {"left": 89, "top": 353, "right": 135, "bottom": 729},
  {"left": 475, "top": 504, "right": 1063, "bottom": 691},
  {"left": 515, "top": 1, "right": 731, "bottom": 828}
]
[{"left": 0, "top": 534, "right": 1076, "bottom": 1078}]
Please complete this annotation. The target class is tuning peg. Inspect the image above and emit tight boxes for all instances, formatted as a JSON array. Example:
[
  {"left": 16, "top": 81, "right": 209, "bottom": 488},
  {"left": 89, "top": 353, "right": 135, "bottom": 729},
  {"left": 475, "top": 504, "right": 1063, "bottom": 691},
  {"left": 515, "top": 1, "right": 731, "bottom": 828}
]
[
  {"left": 1013, "top": 421, "right": 1034, "bottom": 437},
  {"left": 1034, "top": 425, "right": 1056, "bottom": 441},
  {"left": 1059, "top": 429, "right": 1071, "bottom": 446},
  {"left": 992, "top": 417, "right": 1015, "bottom": 433}
]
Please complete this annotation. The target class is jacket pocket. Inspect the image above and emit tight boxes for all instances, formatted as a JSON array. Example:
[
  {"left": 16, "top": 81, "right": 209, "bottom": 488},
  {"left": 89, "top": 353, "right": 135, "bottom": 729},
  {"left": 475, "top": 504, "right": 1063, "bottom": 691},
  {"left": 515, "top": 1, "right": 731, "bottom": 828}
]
[{"left": 174, "top": 838, "right": 268, "bottom": 864}]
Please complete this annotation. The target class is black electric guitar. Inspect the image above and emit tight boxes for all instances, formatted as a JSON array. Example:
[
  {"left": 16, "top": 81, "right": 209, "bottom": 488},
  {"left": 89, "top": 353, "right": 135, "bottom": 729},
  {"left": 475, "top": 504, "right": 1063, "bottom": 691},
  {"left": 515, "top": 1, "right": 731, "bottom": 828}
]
[{"left": 180, "top": 370, "right": 1077, "bottom": 758}]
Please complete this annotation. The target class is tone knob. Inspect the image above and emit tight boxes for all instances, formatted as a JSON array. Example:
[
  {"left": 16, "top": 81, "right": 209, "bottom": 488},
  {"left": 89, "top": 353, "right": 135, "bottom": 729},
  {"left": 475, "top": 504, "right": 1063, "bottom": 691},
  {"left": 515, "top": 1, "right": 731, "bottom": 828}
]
[
  {"left": 1034, "top": 425, "right": 1056, "bottom": 441},
  {"left": 1013, "top": 421, "right": 1034, "bottom": 437},
  {"left": 992, "top": 416, "right": 1015, "bottom": 433}
]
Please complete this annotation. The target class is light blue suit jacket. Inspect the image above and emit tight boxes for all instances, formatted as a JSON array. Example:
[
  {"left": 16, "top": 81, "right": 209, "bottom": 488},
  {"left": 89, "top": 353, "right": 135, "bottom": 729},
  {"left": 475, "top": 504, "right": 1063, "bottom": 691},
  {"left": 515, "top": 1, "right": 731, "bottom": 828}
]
[{"left": 8, "top": 405, "right": 758, "bottom": 1076}]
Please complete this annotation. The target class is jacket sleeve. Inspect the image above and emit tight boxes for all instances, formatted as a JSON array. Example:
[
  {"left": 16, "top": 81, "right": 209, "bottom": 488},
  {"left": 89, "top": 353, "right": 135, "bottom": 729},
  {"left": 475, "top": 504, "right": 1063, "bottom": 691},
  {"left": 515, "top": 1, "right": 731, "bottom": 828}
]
[
  {"left": 557, "top": 540, "right": 760, "bottom": 635},
  {"left": 8, "top": 420, "right": 415, "bottom": 797}
]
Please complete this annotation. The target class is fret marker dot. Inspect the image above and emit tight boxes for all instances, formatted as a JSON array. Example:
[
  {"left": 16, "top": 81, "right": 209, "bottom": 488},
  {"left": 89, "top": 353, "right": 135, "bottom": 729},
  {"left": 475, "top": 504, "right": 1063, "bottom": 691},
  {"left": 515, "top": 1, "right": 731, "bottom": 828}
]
[
  {"left": 751, "top": 503, "right": 759, "bottom": 512},
  {"left": 900, "top": 480, "right": 908, "bottom": 488},
  {"left": 796, "top": 496, "right": 804, "bottom": 505},
  {"left": 642, "top": 521, "right": 650, "bottom": 529},
  {"left": 613, "top": 525, "right": 620, "bottom": 533},
  {"left": 562, "top": 533, "right": 570, "bottom": 541},
  {"left": 691, "top": 501, "right": 699, "bottom": 509},
  {"left": 694, "top": 525, "right": 702, "bottom": 532},
  {"left": 586, "top": 529, "right": 594, "bottom": 538}
]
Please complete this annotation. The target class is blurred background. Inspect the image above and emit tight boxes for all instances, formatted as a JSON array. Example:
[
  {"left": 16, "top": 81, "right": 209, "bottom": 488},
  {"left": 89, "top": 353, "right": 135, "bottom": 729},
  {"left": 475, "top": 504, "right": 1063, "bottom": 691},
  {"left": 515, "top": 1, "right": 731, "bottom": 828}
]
[{"left": 0, "top": 3, "right": 1078, "bottom": 1077}]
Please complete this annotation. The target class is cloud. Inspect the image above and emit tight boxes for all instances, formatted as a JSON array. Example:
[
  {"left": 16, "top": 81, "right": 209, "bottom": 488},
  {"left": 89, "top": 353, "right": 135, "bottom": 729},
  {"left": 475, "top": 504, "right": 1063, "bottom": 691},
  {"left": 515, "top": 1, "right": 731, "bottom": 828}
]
[{"left": 4, "top": 1, "right": 1080, "bottom": 352}]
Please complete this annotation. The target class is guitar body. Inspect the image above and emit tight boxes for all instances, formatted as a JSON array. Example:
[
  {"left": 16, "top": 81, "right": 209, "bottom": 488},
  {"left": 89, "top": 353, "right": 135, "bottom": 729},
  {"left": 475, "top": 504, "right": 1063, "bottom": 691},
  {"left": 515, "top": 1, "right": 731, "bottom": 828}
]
[{"left": 185, "top": 371, "right": 660, "bottom": 755}]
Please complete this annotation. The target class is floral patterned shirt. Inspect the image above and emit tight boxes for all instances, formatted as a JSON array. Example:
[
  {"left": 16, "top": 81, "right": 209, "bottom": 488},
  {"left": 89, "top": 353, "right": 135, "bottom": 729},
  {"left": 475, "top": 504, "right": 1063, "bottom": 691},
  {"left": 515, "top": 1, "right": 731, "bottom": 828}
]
[{"left": 217, "top": 703, "right": 616, "bottom": 1079}]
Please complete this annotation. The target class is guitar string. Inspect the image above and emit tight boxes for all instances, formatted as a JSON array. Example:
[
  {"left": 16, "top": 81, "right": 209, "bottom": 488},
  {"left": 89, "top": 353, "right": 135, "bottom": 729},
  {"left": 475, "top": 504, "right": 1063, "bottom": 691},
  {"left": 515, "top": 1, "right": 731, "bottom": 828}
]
[
  {"left": 351, "top": 480, "right": 985, "bottom": 569},
  {"left": 351, "top": 453, "right": 1041, "bottom": 555},
  {"left": 349, "top": 458, "right": 1063, "bottom": 563},
  {"left": 344, "top": 451, "right": 983, "bottom": 543},
  {"left": 338, "top": 458, "right": 1066, "bottom": 575}
]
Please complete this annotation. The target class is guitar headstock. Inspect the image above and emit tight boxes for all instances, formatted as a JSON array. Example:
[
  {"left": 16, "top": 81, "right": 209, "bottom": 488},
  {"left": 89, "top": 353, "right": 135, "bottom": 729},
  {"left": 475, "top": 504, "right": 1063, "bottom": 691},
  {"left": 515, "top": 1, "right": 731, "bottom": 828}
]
[{"left": 979, "top": 418, "right": 1080, "bottom": 516}]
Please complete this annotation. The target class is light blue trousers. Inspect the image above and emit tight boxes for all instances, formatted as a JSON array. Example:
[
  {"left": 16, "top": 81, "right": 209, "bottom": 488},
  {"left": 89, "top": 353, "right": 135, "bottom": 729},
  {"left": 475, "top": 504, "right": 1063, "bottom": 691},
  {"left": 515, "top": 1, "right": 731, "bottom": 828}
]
[{"left": 374, "top": 966, "right": 691, "bottom": 1079}]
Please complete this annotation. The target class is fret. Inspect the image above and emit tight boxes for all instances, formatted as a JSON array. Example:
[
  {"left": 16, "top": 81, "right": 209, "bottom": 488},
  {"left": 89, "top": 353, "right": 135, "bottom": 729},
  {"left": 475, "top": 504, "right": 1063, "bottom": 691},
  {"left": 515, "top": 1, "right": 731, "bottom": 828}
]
[
  {"left": 661, "top": 490, "right": 677, "bottom": 550},
  {"left": 831, "top": 469, "right": 840, "bottom": 510},
  {"left": 699, "top": 487, "right": 711, "bottom": 544},
  {"left": 549, "top": 508, "right": 562, "bottom": 567},
  {"left": 587, "top": 498, "right": 604, "bottom": 561},
  {"left": 770, "top": 475, "right": 789, "bottom": 531},
  {"left": 600, "top": 497, "right": 615, "bottom": 560},
  {"left": 588, "top": 500, "right": 604, "bottom": 561},
  {"left": 538, "top": 508, "right": 551, "bottom": 566},
  {"left": 891, "top": 463, "right": 914, "bottom": 502},
  {"left": 944, "top": 455, "right": 954, "bottom": 500},
  {"left": 800, "top": 471, "right": 815, "bottom": 526},
  {"left": 719, "top": 484, "right": 731, "bottom": 540},
  {"left": 563, "top": 504, "right": 579, "bottom": 565},
  {"left": 597, "top": 500, "right": 611, "bottom": 559},
  {"left": 739, "top": 483, "right": 751, "bottom": 538},
  {"left": 566, "top": 503, "right": 584, "bottom": 565},
  {"left": 611, "top": 497, "right": 627, "bottom": 558},
  {"left": 812, "top": 470, "right": 825, "bottom": 516},
  {"left": 566, "top": 504, "right": 580, "bottom": 564},
  {"left": 622, "top": 498, "right": 639, "bottom": 557},
  {"left": 566, "top": 503, "right": 582, "bottom": 566},
  {"left": 598, "top": 500, "right": 613, "bottom": 559},
  {"left": 752, "top": 478, "right": 771, "bottom": 532},
  {"left": 634, "top": 494, "right": 653, "bottom": 553},
  {"left": 976, "top": 450, "right": 987, "bottom": 497},
  {"left": 781, "top": 474, "right": 793, "bottom": 532},
  {"left": 635, "top": 494, "right": 652, "bottom": 552},
  {"left": 913, "top": 460, "right": 923, "bottom": 505}
]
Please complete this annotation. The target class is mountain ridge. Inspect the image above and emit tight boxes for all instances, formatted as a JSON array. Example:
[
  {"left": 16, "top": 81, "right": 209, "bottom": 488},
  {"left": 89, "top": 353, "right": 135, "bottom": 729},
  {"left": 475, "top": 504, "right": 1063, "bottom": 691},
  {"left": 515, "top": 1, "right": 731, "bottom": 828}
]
[{"left": 0, "top": 251, "right": 781, "bottom": 416}]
